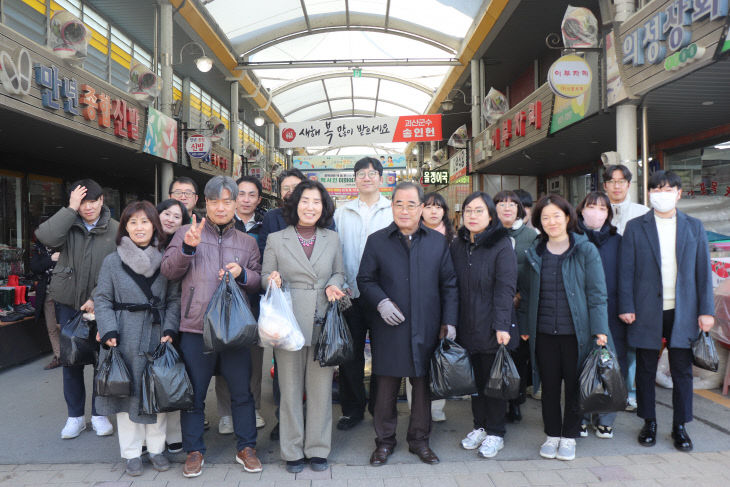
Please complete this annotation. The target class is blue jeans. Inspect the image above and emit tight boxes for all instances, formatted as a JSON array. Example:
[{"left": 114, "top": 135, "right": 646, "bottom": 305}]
[
  {"left": 55, "top": 303, "right": 99, "bottom": 417},
  {"left": 179, "top": 332, "right": 256, "bottom": 454}
]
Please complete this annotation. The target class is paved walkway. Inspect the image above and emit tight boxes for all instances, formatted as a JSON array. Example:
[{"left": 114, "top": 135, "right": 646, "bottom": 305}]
[{"left": 2, "top": 450, "right": 730, "bottom": 486}]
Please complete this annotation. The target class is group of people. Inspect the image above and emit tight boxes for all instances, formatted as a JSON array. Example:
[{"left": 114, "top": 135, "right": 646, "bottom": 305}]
[{"left": 33, "top": 156, "right": 714, "bottom": 478}]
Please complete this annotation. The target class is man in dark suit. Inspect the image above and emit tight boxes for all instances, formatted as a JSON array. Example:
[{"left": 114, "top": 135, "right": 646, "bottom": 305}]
[{"left": 618, "top": 170, "right": 714, "bottom": 452}]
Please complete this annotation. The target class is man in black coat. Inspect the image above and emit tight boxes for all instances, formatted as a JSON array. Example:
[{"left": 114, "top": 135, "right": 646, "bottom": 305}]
[{"left": 357, "top": 182, "right": 458, "bottom": 466}]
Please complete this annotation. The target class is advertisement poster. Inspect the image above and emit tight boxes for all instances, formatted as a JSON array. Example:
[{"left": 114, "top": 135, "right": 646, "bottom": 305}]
[
  {"left": 605, "top": 30, "right": 628, "bottom": 106},
  {"left": 549, "top": 52, "right": 600, "bottom": 134},
  {"left": 279, "top": 115, "right": 442, "bottom": 148},
  {"left": 306, "top": 171, "right": 397, "bottom": 197},
  {"left": 143, "top": 107, "right": 178, "bottom": 163},
  {"left": 293, "top": 154, "right": 406, "bottom": 170}
]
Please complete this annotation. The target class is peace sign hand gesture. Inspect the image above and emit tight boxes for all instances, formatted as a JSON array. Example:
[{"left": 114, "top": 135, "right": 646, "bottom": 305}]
[{"left": 184, "top": 214, "right": 206, "bottom": 247}]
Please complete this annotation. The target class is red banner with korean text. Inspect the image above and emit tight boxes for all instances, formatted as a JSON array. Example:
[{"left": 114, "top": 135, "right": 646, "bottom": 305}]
[{"left": 391, "top": 115, "right": 442, "bottom": 143}]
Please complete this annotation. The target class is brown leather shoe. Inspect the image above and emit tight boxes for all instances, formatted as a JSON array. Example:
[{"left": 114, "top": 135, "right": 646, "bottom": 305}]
[
  {"left": 236, "top": 447, "right": 262, "bottom": 473},
  {"left": 408, "top": 446, "right": 439, "bottom": 464},
  {"left": 369, "top": 446, "right": 393, "bottom": 466},
  {"left": 183, "top": 451, "right": 204, "bottom": 478}
]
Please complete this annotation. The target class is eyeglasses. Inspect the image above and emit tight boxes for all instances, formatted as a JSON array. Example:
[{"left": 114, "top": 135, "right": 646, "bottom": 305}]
[
  {"left": 496, "top": 202, "right": 517, "bottom": 209},
  {"left": 605, "top": 179, "right": 628, "bottom": 187},
  {"left": 356, "top": 170, "right": 380, "bottom": 179},
  {"left": 464, "top": 208, "right": 486, "bottom": 216},
  {"left": 394, "top": 203, "right": 421, "bottom": 212},
  {"left": 171, "top": 190, "right": 196, "bottom": 198},
  {"left": 281, "top": 185, "right": 298, "bottom": 194}
]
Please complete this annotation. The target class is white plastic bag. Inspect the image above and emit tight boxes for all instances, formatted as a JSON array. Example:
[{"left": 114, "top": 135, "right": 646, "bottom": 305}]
[
  {"left": 482, "top": 88, "right": 508, "bottom": 125},
  {"left": 258, "top": 280, "right": 305, "bottom": 351}
]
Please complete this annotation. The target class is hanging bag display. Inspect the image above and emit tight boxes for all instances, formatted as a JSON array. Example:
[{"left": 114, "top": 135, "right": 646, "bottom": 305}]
[
  {"left": 258, "top": 280, "right": 305, "bottom": 351},
  {"left": 140, "top": 342, "right": 194, "bottom": 414},
  {"left": 484, "top": 344, "right": 521, "bottom": 400},
  {"left": 578, "top": 346, "right": 628, "bottom": 414},
  {"left": 59, "top": 310, "right": 97, "bottom": 366},
  {"left": 314, "top": 302, "right": 355, "bottom": 367},
  {"left": 203, "top": 270, "right": 258, "bottom": 352},
  {"left": 430, "top": 338, "right": 477, "bottom": 400},
  {"left": 691, "top": 330, "right": 719, "bottom": 372},
  {"left": 95, "top": 347, "right": 132, "bottom": 397}
]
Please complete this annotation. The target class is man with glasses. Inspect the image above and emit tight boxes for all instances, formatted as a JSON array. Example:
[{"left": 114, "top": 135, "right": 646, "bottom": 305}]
[
  {"left": 618, "top": 170, "right": 713, "bottom": 452},
  {"left": 357, "top": 182, "right": 458, "bottom": 466},
  {"left": 333, "top": 157, "right": 393, "bottom": 431},
  {"left": 161, "top": 176, "right": 263, "bottom": 478},
  {"left": 169, "top": 177, "right": 201, "bottom": 218},
  {"left": 603, "top": 165, "right": 649, "bottom": 235}
]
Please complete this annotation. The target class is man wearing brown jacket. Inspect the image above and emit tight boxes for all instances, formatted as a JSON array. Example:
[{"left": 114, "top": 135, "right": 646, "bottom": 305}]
[{"left": 161, "top": 176, "right": 262, "bottom": 478}]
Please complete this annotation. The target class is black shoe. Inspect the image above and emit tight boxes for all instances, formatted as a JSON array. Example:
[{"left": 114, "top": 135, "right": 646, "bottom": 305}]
[
  {"left": 517, "top": 392, "right": 527, "bottom": 405},
  {"left": 309, "top": 457, "right": 328, "bottom": 471},
  {"left": 270, "top": 422, "right": 279, "bottom": 441},
  {"left": 336, "top": 415, "right": 363, "bottom": 431},
  {"left": 638, "top": 419, "right": 657, "bottom": 447},
  {"left": 671, "top": 424, "right": 693, "bottom": 452},
  {"left": 167, "top": 442, "right": 183, "bottom": 454},
  {"left": 285, "top": 458, "right": 306, "bottom": 473},
  {"left": 506, "top": 402, "right": 522, "bottom": 423}
]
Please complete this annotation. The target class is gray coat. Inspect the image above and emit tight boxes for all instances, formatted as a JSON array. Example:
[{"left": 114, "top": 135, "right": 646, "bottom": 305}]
[
  {"left": 93, "top": 238, "right": 181, "bottom": 424},
  {"left": 261, "top": 226, "right": 345, "bottom": 345}
]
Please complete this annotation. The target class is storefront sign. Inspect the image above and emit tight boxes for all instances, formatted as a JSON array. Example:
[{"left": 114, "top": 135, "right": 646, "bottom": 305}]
[
  {"left": 279, "top": 115, "right": 442, "bottom": 148},
  {"left": 306, "top": 170, "right": 397, "bottom": 196},
  {"left": 188, "top": 140, "right": 232, "bottom": 177},
  {"left": 143, "top": 107, "right": 178, "bottom": 163},
  {"left": 423, "top": 170, "right": 449, "bottom": 185},
  {"left": 0, "top": 47, "right": 32, "bottom": 96},
  {"left": 488, "top": 101, "right": 542, "bottom": 151},
  {"left": 606, "top": 30, "right": 629, "bottom": 106},
  {"left": 548, "top": 54, "right": 592, "bottom": 98},
  {"left": 293, "top": 153, "right": 406, "bottom": 170},
  {"left": 185, "top": 134, "right": 211, "bottom": 158},
  {"left": 664, "top": 42, "right": 706, "bottom": 70},
  {"left": 449, "top": 150, "right": 468, "bottom": 182},
  {"left": 549, "top": 51, "right": 601, "bottom": 134}
]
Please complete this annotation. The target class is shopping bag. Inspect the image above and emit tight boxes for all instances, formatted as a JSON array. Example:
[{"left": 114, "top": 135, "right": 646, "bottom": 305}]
[
  {"left": 140, "top": 342, "right": 194, "bottom": 414},
  {"left": 95, "top": 347, "right": 132, "bottom": 397},
  {"left": 430, "top": 338, "right": 477, "bottom": 400},
  {"left": 691, "top": 330, "right": 719, "bottom": 372},
  {"left": 314, "top": 302, "right": 355, "bottom": 367},
  {"left": 579, "top": 347, "right": 628, "bottom": 414},
  {"left": 484, "top": 344, "right": 521, "bottom": 400},
  {"left": 59, "top": 311, "right": 97, "bottom": 367},
  {"left": 258, "top": 280, "right": 305, "bottom": 351},
  {"left": 203, "top": 270, "right": 258, "bottom": 352}
]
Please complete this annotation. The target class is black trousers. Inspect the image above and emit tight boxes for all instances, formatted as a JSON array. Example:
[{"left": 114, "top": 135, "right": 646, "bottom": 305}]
[
  {"left": 374, "top": 375, "right": 430, "bottom": 450},
  {"left": 471, "top": 352, "right": 507, "bottom": 437},
  {"left": 338, "top": 298, "right": 376, "bottom": 418},
  {"left": 511, "top": 338, "right": 532, "bottom": 396},
  {"left": 636, "top": 309, "right": 694, "bottom": 425},
  {"left": 56, "top": 303, "right": 99, "bottom": 417},
  {"left": 536, "top": 333, "right": 581, "bottom": 438}
]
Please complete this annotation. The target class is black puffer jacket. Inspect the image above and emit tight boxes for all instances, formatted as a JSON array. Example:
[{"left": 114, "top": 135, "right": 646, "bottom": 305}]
[{"left": 450, "top": 223, "right": 518, "bottom": 354}]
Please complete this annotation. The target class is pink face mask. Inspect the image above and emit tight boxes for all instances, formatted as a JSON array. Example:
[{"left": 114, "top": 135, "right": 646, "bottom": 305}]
[{"left": 582, "top": 207, "right": 607, "bottom": 230}]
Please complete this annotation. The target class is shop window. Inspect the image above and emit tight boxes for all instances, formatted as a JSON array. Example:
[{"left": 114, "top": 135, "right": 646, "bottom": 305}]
[
  {"left": 665, "top": 141, "right": 730, "bottom": 197},
  {"left": 0, "top": 173, "right": 24, "bottom": 278},
  {"left": 3, "top": 0, "right": 47, "bottom": 45}
]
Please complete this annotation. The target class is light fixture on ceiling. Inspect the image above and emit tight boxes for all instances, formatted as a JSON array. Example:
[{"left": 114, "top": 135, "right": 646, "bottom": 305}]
[
  {"left": 411, "top": 147, "right": 419, "bottom": 155},
  {"left": 702, "top": 100, "right": 714, "bottom": 106},
  {"left": 440, "top": 88, "right": 469, "bottom": 112},
  {"left": 715, "top": 141, "right": 730, "bottom": 150},
  {"left": 286, "top": 148, "right": 293, "bottom": 155},
  {"left": 176, "top": 41, "right": 213, "bottom": 73},
  {"left": 254, "top": 115, "right": 265, "bottom": 126}
]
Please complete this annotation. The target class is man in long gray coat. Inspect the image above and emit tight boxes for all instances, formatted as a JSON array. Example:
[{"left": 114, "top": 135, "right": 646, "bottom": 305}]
[{"left": 357, "top": 182, "right": 458, "bottom": 467}]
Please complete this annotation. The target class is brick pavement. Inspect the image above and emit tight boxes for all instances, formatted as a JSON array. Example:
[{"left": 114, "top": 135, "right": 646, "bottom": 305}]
[{"left": 2, "top": 450, "right": 730, "bottom": 487}]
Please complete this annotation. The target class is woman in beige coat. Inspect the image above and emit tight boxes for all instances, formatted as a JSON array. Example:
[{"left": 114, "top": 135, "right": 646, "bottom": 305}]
[{"left": 262, "top": 179, "right": 346, "bottom": 473}]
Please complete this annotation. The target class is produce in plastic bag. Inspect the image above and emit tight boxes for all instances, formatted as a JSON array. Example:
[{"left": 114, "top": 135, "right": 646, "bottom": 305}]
[
  {"left": 59, "top": 311, "right": 97, "bottom": 367},
  {"left": 579, "top": 347, "right": 628, "bottom": 414},
  {"left": 314, "top": 302, "right": 355, "bottom": 367},
  {"left": 484, "top": 344, "right": 521, "bottom": 400},
  {"left": 430, "top": 338, "right": 477, "bottom": 400},
  {"left": 203, "top": 270, "right": 258, "bottom": 352},
  {"left": 691, "top": 331, "right": 719, "bottom": 372},
  {"left": 561, "top": 5, "right": 598, "bottom": 48},
  {"left": 482, "top": 88, "right": 508, "bottom": 125},
  {"left": 258, "top": 280, "right": 305, "bottom": 351},
  {"left": 95, "top": 347, "right": 132, "bottom": 397},
  {"left": 140, "top": 342, "right": 194, "bottom": 414}
]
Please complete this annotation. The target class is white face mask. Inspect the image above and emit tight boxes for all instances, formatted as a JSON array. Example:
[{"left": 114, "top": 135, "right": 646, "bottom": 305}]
[
  {"left": 650, "top": 190, "right": 678, "bottom": 213},
  {"left": 581, "top": 207, "right": 607, "bottom": 230}
]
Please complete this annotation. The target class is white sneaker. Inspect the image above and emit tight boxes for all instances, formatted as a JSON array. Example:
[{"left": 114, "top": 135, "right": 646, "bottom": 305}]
[
  {"left": 255, "top": 410, "right": 265, "bottom": 429},
  {"left": 539, "top": 436, "right": 560, "bottom": 459},
  {"left": 478, "top": 435, "right": 504, "bottom": 458},
  {"left": 431, "top": 409, "right": 446, "bottom": 422},
  {"left": 461, "top": 428, "right": 487, "bottom": 450},
  {"left": 61, "top": 416, "right": 86, "bottom": 439},
  {"left": 625, "top": 397, "right": 637, "bottom": 411},
  {"left": 596, "top": 425, "right": 614, "bottom": 439},
  {"left": 91, "top": 416, "right": 114, "bottom": 436},
  {"left": 218, "top": 415, "right": 233, "bottom": 435},
  {"left": 579, "top": 423, "right": 589, "bottom": 437},
  {"left": 556, "top": 437, "right": 576, "bottom": 461}
]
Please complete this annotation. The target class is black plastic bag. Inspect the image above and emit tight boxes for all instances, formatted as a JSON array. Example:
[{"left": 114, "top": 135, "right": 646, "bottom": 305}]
[
  {"left": 430, "top": 338, "right": 477, "bottom": 400},
  {"left": 140, "top": 342, "right": 194, "bottom": 414},
  {"left": 203, "top": 270, "right": 258, "bottom": 352},
  {"left": 692, "top": 330, "right": 719, "bottom": 372},
  {"left": 95, "top": 347, "right": 132, "bottom": 397},
  {"left": 484, "top": 344, "right": 521, "bottom": 400},
  {"left": 59, "top": 311, "right": 97, "bottom": 367},
  {"left": 314, "top": 302, "right": 355, "bottom": 367},
  {"left": 579, "top": 347, "right": 628, "bottom": 414}
]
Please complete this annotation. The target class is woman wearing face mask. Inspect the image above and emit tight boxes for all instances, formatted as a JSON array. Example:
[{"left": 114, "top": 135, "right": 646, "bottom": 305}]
[
  {"left": 93, "top": 201, "right": 181, "bottom": 477},
  {"left": 576, "top": 192, "right": 623, "bottom": 439},
  {"left": 156, "top": 199, "right": 191, "bottom": 248},
  {"left": 451, "top": 192, "right": 517, "bottom": 459},
  {"left": 523, "top": 195, "right": 608, "bottom": 462},
  {"left": 493, "top": 191, "right": 539, "bottom": 422}
]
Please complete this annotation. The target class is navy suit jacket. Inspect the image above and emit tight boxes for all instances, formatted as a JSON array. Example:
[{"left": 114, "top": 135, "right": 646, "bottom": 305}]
[{"left": 618, "top": 210, "right": 713, "bottom": 350}]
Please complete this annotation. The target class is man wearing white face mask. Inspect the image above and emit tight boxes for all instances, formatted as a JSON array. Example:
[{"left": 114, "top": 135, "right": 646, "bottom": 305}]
[{"left": 618, "top": 171, "right": 714, "bottom": 453}]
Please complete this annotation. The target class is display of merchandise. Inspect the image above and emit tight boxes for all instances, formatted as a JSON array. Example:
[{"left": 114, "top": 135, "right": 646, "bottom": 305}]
[
  {"left": 0, "top": 274, "right": 36, "bottom": 323},
  {"left": 0, "top": 246, "right": 24, "bottom": 280}
]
